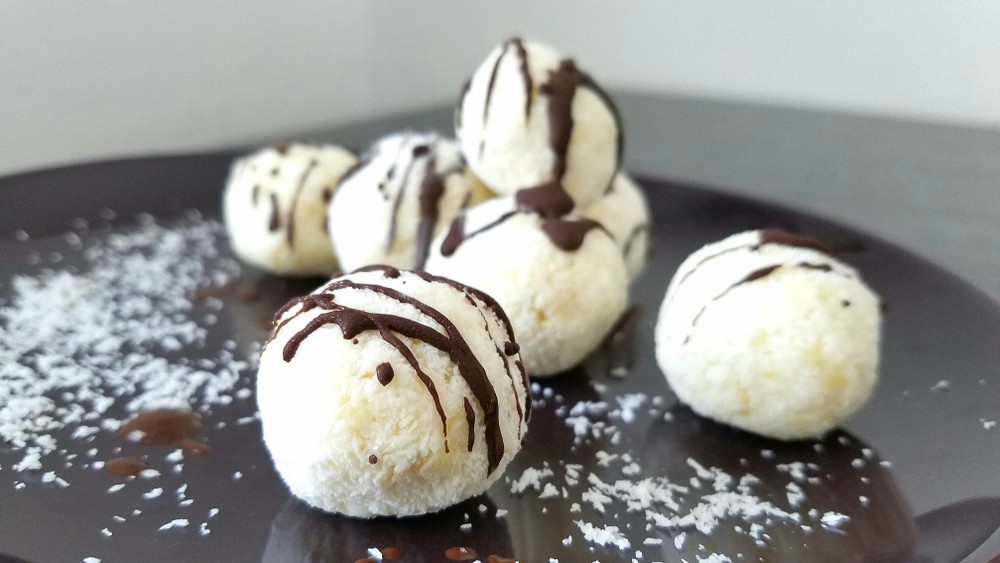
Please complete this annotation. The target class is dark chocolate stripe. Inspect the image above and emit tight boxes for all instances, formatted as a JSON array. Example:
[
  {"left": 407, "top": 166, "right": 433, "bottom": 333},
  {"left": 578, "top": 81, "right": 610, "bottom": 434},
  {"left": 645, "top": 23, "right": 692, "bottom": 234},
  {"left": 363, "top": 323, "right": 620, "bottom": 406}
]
[
  {"left": 685, "top": 264, "right": 782, "bottom": 343},
  {"left": 540, "top": 218, "right": 605, "bottom": 251},
  {"left": 516, "top": 182, "right": 574, "bottom": 218},
  {"left": 439, "top": 211, "right": 517, "bottom": 257},
  {"left": 622, "top": 224, "right": 649, "bottom": 258},
  {"left": 270, "top": 272, "right": 508, "bottom": 475},
  {"left": 415, "top": 154, "right": 463, "bottom": 268},
  {"left": 268, "top": 193, "right": 281, "bottom": 232},
  {"left": 286, "top": 159, "right": 318, "bottom": 246},
  {"left": 479, "top": 43, "right": 508, "bottom": 158},
  {"left": 511, "top": 38, "right": 532, "bottom": 120},
  {"left": 539, "top": 58, "right": 623, "bottom": 182},
  {"left": 251, "top": 184, "right": 260, "bottom": 206},
  {"left": 464, "top": 397, "right": 476, "bottom": 452}
]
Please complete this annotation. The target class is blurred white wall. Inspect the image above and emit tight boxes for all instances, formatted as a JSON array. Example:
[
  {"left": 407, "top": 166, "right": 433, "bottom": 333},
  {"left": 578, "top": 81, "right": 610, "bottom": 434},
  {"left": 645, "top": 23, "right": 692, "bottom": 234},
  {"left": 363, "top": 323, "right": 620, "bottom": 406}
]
[{"left": 2, "top": 0, "right": 999, "bottom": 175}]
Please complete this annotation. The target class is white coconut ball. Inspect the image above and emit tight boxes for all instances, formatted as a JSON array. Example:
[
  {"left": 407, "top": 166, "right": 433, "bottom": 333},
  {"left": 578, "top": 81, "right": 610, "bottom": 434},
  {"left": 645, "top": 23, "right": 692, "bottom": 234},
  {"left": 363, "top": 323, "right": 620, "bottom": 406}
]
[
  {"left": 328, "top": 132, "right": 492, "bottom": 272},
  {"left": 654, "top": 229, "right": 882, "bottom": 440},
  {"left": 583, "top": 172, "right": 651, "bottom": 283},
  {"left": 456, "top": 38, "right": 621, "bottom": 208},
  {"left": 425, "top": 195, "right": 629, "bottom": 377},
  {"left": 257, "top": 266, "right": 530, "bottom": 517},
  {"left": 223, "top": 143, "right": 356, "bottom": 276}
]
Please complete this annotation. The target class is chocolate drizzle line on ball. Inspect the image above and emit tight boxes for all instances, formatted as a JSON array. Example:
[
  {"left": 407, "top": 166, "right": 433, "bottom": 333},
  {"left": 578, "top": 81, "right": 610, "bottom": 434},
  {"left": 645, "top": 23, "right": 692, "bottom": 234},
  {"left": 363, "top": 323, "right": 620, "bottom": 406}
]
[
  {"left": 271, "top": 268, "right": 510, "bottom": 475},
  {"left": 267, "top": 193, "right": 281, "bottom": 232},
  {"left": 623, "top": 224, "right": 650, "bottom": 258},
  {"left": 119, "top": 408, "right": 210, "bottom": 454},
  {"left": 540, "top": 217, "right": 605, "bottom": 251},
  {"left": 515, "top": 181, "right": 574, "bottom": 217},
  {"left": 414, "top": 152, "right": 464, "bottom": 268},
  {"left": 540, "top": 58, "right": 623, "bottom": 182},
  {"left": 478, "top": 38, "right": 533, "bottom": 159},
  {"left": 463, "top": 398, "right": 476, "bottom": 451},
  {"left": 286, "top": 159, "right": 319, "bottom": 246}
]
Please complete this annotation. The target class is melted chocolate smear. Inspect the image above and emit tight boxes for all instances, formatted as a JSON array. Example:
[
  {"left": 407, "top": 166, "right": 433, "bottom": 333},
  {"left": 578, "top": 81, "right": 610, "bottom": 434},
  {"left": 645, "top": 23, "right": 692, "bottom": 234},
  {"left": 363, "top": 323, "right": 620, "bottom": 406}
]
[
  {"left": 119, "top": 408, "right": 210, "bottom": 454},
  {"left": 192, "top": 280, "right": 236, "bottom": 302},
  {"left": 439, "top": 211, "right": 518, "bottom": 257},
  {"left": 368, "top": 454, "right": 378, "bottom": 465},
  {"left": 104, "top": 457, "right": 149, "bottom": 477},
  {"left": 382, "top": 546, "right": 404, "bottom": 560},
  {"left": 268, "top": 193, "right": 281, "bottom": 232},
  {"left": 274, "top": 272, "right": 505, "bottom": 474},
  {"left": 540, "top": 58, "right": 624, "bottom": 181},
  {"left": 376, "top": 362, "right": 394, "bottom": 386},
  {"left": 464, "top": 397, "right": 476, "bottom": 452},
  {"left": 286, "top": 160, "right": 318, "bottom": 246},
  {"left": 236, "top": 287, "right": 260, "bottom": 302},
  {"left": 602, "top": 306, "right": 642, "bottom": 378},
  {"left": 445, "top": 546, "right": 478, "bottom": 561},
  {"left": 503, "top": 341, "right": 519, "bottom": 355},
  {"left": 540, "top": 217, "right": 604, "bottom": 251},
  {"left": 756, "top": 229, "right": 832, "bottom": 255},
  {"left": 515, "top": 182, "right": 574, "bottom": 218}
]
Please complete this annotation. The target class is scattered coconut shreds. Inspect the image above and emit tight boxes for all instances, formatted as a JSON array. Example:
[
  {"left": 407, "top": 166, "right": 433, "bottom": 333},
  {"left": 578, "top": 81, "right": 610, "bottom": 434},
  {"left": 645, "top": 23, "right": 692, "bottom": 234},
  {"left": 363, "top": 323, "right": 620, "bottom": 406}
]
[{"left": 0, "top": 214, "right": 252, "bottom": 484}]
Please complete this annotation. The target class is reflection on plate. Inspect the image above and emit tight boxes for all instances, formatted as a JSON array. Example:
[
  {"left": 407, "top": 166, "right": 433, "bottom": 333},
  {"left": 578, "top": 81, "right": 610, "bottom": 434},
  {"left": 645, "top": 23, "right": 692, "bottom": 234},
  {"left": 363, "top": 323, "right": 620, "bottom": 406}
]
[{"left": 1, "top": 155, "right": 999, "bottom": 562}]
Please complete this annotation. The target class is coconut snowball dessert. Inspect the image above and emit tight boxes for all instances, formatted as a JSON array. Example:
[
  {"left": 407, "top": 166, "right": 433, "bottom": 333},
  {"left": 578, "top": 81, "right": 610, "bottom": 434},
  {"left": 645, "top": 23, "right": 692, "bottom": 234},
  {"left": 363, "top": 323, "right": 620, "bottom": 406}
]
[
  {"left": 425, "top": 184, "right": 629, "bottom": 377},
  {"left": 583, "top": 172, "right": 651, "bottom": 283},
  {"left": 328, "top": 132, "right": 492, "bottom": 272},
  {"left": 654, "top": 229, "right": 882, "bottom": 440},
  {"left": 455, "top": 38, "right": 622, "bottom": 208},
  {"left": 223, "top": 143, "right": 357, "bottom": 276},
  {"left": 257, "top": 266, "right": 530, "bottom": 517}
]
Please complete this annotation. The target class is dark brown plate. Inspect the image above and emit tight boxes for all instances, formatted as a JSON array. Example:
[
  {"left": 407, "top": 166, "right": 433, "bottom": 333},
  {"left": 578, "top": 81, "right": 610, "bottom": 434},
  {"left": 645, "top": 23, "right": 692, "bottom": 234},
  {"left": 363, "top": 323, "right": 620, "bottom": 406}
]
[{"left": 1, "top": 152, "right": 999, "bottom": 563}]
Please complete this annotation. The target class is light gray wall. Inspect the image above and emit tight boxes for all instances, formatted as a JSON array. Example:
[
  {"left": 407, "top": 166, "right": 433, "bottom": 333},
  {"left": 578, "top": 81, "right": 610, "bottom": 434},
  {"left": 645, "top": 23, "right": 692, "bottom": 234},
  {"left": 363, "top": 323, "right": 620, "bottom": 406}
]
[{"left": 2, "top": 1, "right": 1000, "bottom": 175}]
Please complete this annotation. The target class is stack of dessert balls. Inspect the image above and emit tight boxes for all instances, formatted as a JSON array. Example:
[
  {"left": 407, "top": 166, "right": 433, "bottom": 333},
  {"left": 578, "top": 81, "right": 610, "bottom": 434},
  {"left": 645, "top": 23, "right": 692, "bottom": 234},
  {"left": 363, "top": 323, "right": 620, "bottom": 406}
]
[{"left": 223, "top": 38, "right": 881, "bottom": 519}]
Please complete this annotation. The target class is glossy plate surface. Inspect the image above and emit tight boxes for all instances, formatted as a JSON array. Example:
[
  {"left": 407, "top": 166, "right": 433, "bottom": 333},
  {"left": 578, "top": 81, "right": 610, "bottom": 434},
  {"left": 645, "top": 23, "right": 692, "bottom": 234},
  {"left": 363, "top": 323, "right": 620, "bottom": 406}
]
[{"left": 1, "top": 154, "right": 999, "bottom": 562}]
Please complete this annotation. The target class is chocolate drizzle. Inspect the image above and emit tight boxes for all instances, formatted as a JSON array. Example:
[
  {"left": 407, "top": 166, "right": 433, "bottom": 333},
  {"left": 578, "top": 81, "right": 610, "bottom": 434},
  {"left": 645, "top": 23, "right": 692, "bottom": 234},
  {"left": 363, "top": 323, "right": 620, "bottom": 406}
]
[
  {"left": 623, "top": 224, "right": 649, "bottom": 258},
  {"left": 270, "top": 267, "right": 513, "bottom": 475},
  {"left": 540, "top": 218, "right": 605, "bottom": 251},
  {"left": 477, "top": 38, "right": 535, "bottom": 158},
  {"left": 464, "top": 397, "right": 476, "bottom": 452},
  {"left": 286, "top": 159, "right": 318, "bottom": 246},
  {"left": 539, "top": 58, "right": 623, "bottom": 182},
  {"left": 268, "top": 193, "right": 281, "bottom": 232},
  {"left": 755, "top": 229, "right": 832, "bottom": 255},
  {"left": 376, "top": 362, "right": 394, "bottom": 386},
  {"left": 414, "top": 153, "right": 463, "bottom": 268},
  {"left": 439, "top": 211, "right": 517, "bottom": 257},
  {"left": 515, "top": 182, "right": 574, "bottom": 218}
]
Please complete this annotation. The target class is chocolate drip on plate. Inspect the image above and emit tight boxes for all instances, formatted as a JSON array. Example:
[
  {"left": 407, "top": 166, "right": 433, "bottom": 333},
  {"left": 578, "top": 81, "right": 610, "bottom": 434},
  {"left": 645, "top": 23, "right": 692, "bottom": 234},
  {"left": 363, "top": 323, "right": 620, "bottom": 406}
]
[
  {"left": 445, "top": 546, "right": 478, "bottom": 561},
  {"left": 105, "top": 457, "right": 149, "bottom": 477},
  {"left": 119, "top": 408, "right": 210, "bottom": 454}
]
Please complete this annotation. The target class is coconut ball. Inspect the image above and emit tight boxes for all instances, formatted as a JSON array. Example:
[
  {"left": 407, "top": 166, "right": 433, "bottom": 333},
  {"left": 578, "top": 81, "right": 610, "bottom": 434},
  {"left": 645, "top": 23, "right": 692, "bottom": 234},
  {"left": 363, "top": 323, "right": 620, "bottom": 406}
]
[
  {"left": 328, "top": 132, "right": 492, "bottom": 272},
  {"left": 257, "top": 266, "right": 530, "bottom": 518},
  {"left": 424, "top": 189, "right": 629, "bottom": 377},
  {"left": 455, "top": 38, "right": 622, "bottom": 208},
  {"left": 583, "top": 172, "right": 651, "bottom": 283},
  {"left": 223, "top": 143, "right": 357, "bottom": 277},
  {"left": 654, "top": 229, "right": 882, "bottom": 440}
]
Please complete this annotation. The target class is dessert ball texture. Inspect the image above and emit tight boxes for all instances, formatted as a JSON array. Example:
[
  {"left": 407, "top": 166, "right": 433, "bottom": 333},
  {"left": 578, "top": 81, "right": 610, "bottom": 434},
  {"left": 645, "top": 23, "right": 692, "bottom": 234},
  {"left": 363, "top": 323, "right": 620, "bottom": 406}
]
[
  {"left": 583, "top": 172, "right": 651, "bottom": 283},
  {"left": 456, "top": 38, "right": 621, "bottom": 208},
  {"left": 329, "top": 132, "right": 491, "bottom": 272},
  {"left": 425, "top": 190, "right": 628, "bottom": 377},
  {"left": 258, "top": 266, "right": 530, "bottom": 517},
  {"left": 223, "top": 143, "right": 356, "bottom": 276},
  {"left": 655, "top": 229, "right": 881, "bottom": 440}
]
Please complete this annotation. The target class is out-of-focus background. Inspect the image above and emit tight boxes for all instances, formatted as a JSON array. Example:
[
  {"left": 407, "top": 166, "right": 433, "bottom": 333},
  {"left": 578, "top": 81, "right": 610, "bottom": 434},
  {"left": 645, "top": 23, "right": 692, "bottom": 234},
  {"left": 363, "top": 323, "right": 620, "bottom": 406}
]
[{"left": 2, "top": 0, "right": 999, "bottom": 298}]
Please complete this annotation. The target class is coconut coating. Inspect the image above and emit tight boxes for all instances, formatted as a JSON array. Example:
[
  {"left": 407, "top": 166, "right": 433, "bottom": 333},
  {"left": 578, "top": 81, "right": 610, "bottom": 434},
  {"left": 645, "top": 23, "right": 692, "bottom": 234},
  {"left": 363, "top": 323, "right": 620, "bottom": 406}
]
[
  {"left": 257, "top": 267, "right": 529, "bottom": 517},
  {"left": 583, "top": 172, "right": 651, "bottom": 283},
  {"left": 456, "top": 38, "right": 621, "bottom": 208},
  {"left": 223, "top": 143, "right": 356, "bottom": 276},
  {"left": 425, "top": 197, "right": 628, "bottom": 377},
  {"left": 654, "top": 230, "right": 881, "bottom": 440},
  {"left": 328, "top": 132, "right": 492, "bottom": 272}
]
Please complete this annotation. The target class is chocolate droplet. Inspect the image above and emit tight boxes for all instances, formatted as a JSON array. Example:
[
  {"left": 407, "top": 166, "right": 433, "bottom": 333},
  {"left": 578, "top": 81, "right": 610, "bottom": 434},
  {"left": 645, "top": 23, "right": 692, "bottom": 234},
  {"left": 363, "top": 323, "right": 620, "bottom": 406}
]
[
  {"left": 376, "top": 362, "right": 394, "bottom": 386},
  {"left": 105, "top": 457, "right": 149, "bottom": 477},
  {"left": 368, "top": 454, "right": 378, "bottom": 465},
  {"left": 503, "top": 341, "right": 519, "bottom": 355}
]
